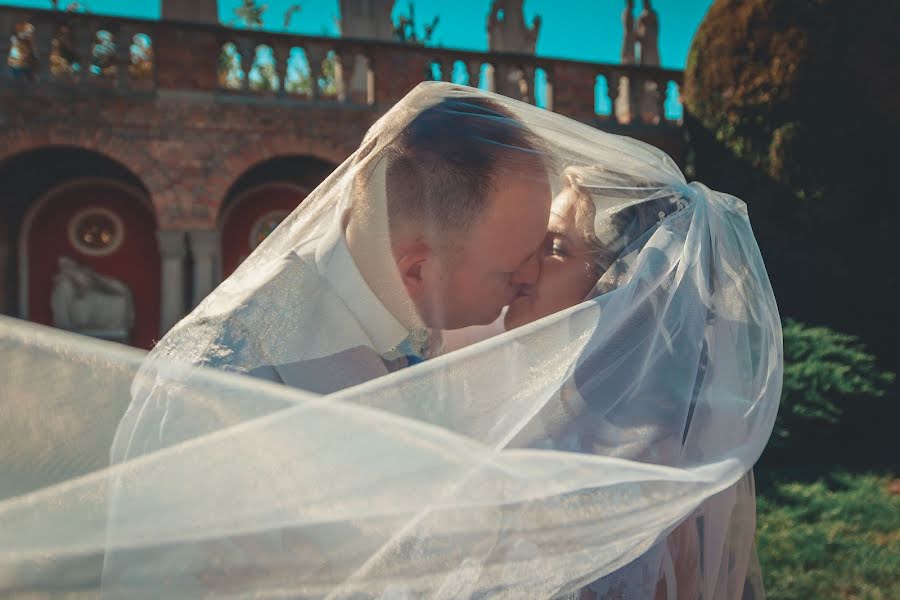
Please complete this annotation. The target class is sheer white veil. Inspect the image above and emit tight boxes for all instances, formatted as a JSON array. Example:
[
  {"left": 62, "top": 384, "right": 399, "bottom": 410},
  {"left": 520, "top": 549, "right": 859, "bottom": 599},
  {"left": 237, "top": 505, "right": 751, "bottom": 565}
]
[{"left": 0, "top": 82, "right": 781, "bottom": 599}]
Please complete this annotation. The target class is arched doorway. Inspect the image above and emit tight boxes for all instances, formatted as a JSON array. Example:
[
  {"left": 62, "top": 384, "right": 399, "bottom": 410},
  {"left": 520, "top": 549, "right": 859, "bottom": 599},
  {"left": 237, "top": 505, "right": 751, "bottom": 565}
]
[
  {"left": 220, "top": 182, "right": 307, "bottom": 276},
  {"left": 20, "top": 178, "right": 160, "bottom": 348},
  {"left": 219, "top": 155, "right": 335, "bottom": 277},
  {"left": 2, "top": 147, "right": 160, "bottom": 349}
]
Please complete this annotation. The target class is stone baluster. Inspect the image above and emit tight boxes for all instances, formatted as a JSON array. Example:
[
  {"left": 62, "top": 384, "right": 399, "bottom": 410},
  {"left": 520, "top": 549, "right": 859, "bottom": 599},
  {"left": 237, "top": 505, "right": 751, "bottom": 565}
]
[
  {"left": 187, "top": 230, "right": 220, "bottom": 308},
  {"left": 237, "top": 37, "right": 255, "bottom": 91},
  {"left": 336, "top": 48, "right": 354, "bottom": 102},
  {"left": 630, "top": 69, "right": 646, "bottom": 125},
  {"left": 465, "top": 60, "right": 480, "bottom": 88},
  {"left": 494, "top": 62, "right": 514, "bottom": 97},
  {"left": 542, "top": 66, "right": 554, "bottom": 112},
  {"left": 606, "top": 71, "right": 621, "bottom": 124},
  {"left": 71, "top": 18, "right": 93, "bottom": 83},
  {"left": 522, "top": 64, "right": 536, "bottom": 104},
  {"left": 156, "top": 230, "right": 187, "bottom": 336},
  {"left": 306, "top": 44, "right": 327, "bottom": 100},
  {"left": 114, "top": 24, "right": 134, "bottom": 90},
  {"left": 0, "top": 13, "right": 15, "bottom": 82},
  {"left": 362, "top": 52, "right": 375, "bottom": 105},
  {"left": 657, "top": 77, "right": 669, "bottom": 123},
  {"left": 271, "top": 42, "right": 289, "bottom": 96},
  {"left": 86, "top": 18, "right": 108, "bottom": 80},
  {"left": 33, "top": 17, "right": 54, "bottom": 83},
  {"left": 482, "top": 63, "right": 496, "bottom": 92}
]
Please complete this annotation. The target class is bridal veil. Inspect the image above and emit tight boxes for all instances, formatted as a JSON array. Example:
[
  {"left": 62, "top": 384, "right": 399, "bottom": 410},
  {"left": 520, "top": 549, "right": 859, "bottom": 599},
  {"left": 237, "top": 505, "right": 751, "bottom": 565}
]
[{"left": 0, "top": 82, "right": 781, "bottom": 599}]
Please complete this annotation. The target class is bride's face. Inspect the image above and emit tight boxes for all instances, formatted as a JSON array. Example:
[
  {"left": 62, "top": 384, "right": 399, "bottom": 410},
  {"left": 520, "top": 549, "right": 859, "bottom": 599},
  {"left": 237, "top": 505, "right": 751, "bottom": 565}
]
[{"left": 504, "top": 188, "right": 599, "bottom": 330}]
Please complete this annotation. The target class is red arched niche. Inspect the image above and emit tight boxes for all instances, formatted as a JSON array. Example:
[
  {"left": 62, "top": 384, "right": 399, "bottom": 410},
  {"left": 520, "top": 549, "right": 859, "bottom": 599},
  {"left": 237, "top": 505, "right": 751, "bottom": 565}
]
[
  {"left": 220, "top": 183, "right": 307, "bottom": 277},
  {"left": 22, "top": 179, "right": 161, "bottom": 349}
]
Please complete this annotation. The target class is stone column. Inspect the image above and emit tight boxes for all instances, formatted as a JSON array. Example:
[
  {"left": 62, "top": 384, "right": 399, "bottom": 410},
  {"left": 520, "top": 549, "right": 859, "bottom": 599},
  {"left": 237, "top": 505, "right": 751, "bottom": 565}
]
[
  {"left": 187, "top": 229, "right": 220, "bottom": 308},
  {"left": 156, "top": 230, "right": 186, "bottom": 336},
  {"left": 466, "top": 60, "right": 481, "bottom": 89}
]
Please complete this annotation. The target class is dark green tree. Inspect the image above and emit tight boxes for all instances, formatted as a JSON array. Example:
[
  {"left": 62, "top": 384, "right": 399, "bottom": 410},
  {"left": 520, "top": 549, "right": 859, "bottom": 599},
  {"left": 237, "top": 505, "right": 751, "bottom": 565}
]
[{"left": 683, "top": 0, "right": 900, "bottom": 374}]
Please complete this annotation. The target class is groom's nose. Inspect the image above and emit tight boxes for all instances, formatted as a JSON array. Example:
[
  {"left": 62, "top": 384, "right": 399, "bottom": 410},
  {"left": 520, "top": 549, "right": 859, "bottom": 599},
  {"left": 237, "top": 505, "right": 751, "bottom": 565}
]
[{"left": 510, "top": 253, "right": 541, "bottom": 286}]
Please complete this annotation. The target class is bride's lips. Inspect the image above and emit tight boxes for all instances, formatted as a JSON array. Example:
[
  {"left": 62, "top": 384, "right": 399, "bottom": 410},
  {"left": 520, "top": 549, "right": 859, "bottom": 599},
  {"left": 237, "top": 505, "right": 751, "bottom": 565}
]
[{"left": 509, "top": 286, "right": 533, "bottom": 304}]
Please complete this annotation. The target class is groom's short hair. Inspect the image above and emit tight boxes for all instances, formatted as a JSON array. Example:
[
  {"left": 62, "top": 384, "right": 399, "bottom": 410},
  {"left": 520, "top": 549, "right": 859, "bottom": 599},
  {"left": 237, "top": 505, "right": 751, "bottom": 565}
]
[{"left": 385, "top": 95, "right": 545, "bottom": 237}]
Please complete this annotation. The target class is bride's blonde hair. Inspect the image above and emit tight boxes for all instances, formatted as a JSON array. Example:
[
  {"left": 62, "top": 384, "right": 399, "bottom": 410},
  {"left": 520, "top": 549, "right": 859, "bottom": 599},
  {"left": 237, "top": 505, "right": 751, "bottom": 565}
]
[{"left": 560, "top": 165, "right": 684, "bottom": 277}]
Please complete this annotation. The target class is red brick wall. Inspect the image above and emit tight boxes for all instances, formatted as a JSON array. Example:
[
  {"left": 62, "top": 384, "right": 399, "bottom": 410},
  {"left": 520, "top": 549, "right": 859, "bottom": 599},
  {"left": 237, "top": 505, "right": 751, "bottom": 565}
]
[{"left": 0, "top": 88, "right": 375, "bottom": 229}]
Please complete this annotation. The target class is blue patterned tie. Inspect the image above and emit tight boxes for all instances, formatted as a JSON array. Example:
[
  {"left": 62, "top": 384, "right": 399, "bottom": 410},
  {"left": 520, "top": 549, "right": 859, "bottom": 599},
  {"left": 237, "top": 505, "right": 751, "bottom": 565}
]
[
  {"left": 395, "top": 336, "right": 425, "bottom": 366},
  {"left": 381, "top": 331, "right": 429, "bottom": 371}
]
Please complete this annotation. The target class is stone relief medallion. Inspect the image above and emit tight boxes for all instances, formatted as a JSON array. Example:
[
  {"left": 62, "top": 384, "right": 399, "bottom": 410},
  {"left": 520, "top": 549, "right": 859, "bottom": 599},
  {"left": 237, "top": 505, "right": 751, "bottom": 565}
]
[{"left": 67, "top": 206, "right": 125, "bottom": 257}]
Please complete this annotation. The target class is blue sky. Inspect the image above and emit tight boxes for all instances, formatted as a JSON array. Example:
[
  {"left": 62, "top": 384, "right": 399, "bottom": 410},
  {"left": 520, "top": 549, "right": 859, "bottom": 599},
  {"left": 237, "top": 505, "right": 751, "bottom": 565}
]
[{"left": 4, "top": 1, "right": 713, "bottom": 69}]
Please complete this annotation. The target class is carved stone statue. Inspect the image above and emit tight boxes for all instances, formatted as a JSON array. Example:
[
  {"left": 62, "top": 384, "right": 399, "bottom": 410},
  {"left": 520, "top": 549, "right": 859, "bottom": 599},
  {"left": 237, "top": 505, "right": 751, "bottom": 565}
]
[
  {"left": 636, "top": 0, "right": 662, "bottom": 124},
  {"left": 50, "top": 256, "right": 135, "bottom": 342},
  {"left": 338, "top": 1, "right": 395, "bottom": 102},
  {"left": 636, "top": 0, "right": 660, "bottom": 67},
  {"left": 621, "top": 0, "right": 636, "bottom": 65},
  {"left": 338, "top": 0, "right": 395, "bottom": 40},
  {"left": 487, "top": 0, "right": 540, "bottom": 54},
  {"left": 486, "top": 1, "right": 541, "bottom": 102},
  {"left": 615, "top": 0, "right": 638, "bottom": 124}
]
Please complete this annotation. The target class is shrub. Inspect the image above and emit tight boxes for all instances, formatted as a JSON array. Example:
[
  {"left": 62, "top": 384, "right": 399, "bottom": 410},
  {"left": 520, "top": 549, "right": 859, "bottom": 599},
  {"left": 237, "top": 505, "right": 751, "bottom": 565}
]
[
  {"left": 768, "top": 319, "right": 894, "bottom": 463},
  {"left": 756, "top": 470, "right": 900, "bottom": 600}
]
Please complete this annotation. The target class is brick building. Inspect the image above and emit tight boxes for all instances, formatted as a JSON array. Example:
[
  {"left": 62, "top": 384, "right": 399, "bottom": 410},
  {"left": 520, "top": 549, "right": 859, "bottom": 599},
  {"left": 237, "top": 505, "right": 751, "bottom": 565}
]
[{"left": 0, "top": 1, "right": 685, "bottom": 348}]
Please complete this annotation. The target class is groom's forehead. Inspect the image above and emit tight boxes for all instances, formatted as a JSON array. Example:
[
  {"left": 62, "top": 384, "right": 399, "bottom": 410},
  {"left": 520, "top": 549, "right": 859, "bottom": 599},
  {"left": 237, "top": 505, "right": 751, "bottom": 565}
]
[{"left": 469, "top": 173, "right": 550, "bottom": 246}]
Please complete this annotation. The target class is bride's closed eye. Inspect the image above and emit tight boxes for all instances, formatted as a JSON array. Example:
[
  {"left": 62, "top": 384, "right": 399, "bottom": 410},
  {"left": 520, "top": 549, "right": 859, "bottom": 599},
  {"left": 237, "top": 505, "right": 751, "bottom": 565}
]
[
  {"left": 544, "top": 231, "right": 570, "bottom": 258},
  {"left": 551, "top": 237, "right": 569, "bottom": 257}
]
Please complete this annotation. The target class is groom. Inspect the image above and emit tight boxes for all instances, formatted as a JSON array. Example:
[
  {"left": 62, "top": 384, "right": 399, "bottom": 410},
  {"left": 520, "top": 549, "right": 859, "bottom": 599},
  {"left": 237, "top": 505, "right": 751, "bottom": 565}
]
[
  {"left": 104, "top": 90, "right": 551, "bottom": 595},
  {"left": 238, "top": 93, "right": 553, "bottom": 393},
  {"left": 115, "top": 89, "right": 551, "bottom": 462}
]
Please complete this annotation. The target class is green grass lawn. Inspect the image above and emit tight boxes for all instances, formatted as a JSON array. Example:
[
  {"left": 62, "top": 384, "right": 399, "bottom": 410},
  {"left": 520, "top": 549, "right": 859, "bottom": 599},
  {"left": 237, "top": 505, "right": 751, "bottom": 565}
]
[{"left": 755, "top": 469, "right": 900, "bottom": 600}]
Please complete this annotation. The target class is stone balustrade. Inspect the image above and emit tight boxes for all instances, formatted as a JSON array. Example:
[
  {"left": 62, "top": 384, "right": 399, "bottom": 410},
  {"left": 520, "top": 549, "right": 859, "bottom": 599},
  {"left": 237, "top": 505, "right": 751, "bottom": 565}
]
[{"left": 0, "top": 6, "right": 684, "bottom": 127}]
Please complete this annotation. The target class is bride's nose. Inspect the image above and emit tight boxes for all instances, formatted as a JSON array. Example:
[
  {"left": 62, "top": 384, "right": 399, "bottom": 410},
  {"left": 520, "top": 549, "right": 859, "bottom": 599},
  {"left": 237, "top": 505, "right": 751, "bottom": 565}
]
[{"left": 510, "top": 253, "right": 541, "bottom": 286}]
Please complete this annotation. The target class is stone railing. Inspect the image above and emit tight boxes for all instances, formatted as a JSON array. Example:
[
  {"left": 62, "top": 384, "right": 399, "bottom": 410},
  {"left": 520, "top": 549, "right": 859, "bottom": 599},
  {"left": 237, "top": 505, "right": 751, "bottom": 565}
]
[{"left": 0, "top": 6, "right": 683, "bottom": 126}]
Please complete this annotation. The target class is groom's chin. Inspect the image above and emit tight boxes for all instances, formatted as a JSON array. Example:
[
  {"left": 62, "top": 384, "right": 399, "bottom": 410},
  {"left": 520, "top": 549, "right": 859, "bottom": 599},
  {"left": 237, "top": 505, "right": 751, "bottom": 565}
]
[
  {"left": 441, "top": 306, "right": 502, "bottom": 331},
  {"left": 504, "top": 297, "right": 533, "bottom": 331}
]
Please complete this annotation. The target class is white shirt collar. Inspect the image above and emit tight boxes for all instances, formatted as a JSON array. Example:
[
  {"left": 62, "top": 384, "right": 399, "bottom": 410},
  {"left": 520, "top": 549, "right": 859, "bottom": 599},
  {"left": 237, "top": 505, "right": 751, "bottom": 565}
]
[{"left": 314, "top": 214, "right": 410, "bottom": 355}]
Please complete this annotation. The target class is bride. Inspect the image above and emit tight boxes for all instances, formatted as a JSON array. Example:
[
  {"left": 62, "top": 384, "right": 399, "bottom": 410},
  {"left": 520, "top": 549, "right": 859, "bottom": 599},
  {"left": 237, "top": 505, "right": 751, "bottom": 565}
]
[
  {"left": 0, "top": 82, "right": 780, "bottom": 599},
  {"left": 448, "top": 165, "right": 767, "bottom": 599}
]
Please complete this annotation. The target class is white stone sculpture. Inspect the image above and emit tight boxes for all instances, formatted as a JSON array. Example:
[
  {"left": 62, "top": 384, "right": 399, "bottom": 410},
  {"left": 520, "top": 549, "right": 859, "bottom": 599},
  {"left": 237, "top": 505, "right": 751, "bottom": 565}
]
[{"left": 50, "top": 256, "right": 135, "bottom": 342}]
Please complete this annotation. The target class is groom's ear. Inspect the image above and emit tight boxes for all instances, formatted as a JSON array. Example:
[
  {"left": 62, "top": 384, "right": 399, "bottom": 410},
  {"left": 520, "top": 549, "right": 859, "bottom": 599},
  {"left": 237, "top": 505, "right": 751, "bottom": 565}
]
[{"left": 395, "top": 242, "right": 431, "bottom": 299}]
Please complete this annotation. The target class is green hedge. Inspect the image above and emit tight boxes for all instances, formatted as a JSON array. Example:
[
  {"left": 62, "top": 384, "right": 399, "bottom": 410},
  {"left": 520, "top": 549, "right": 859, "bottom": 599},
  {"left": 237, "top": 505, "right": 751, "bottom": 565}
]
[{"left": 770, "top": 319, "right": 895, "bottom": 461}]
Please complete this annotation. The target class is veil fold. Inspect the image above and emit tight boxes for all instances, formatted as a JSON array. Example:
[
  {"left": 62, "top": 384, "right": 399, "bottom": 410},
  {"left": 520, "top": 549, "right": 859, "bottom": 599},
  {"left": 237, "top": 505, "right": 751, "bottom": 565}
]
[{"left": 0, "top": 82, "right": 781, "bottom": 599}]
